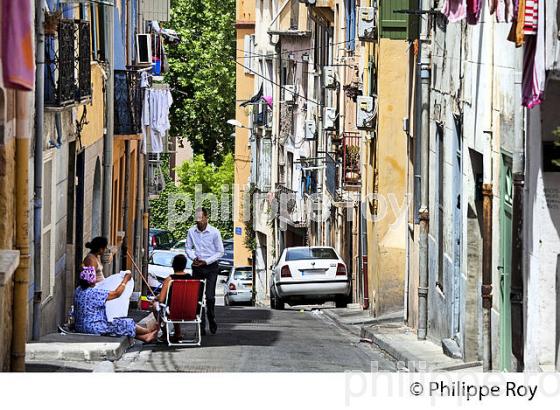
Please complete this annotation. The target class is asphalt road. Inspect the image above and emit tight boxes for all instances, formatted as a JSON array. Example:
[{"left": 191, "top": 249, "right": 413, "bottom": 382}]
[{"left": 114, "top": 284, "right": 397, "bottom": 372}]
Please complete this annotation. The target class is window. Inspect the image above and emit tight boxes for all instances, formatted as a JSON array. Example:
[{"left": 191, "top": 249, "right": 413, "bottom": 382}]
[
  {"left": 345, "top": 0, "right": 356, "bottom": 51},
  {"left": 244, "top": 35, "right": 256, "bottom": 74},
  {"left": 290, "top": 0, "right": 299, "bottom": 29},
  {"left": 287, "top": 152, "right": 294, "bottom": 190},
  {"left": 286, "top": 248, "right": 338, "bottom": 261},
  {"left": 42, "top": 155, "right": 56, "bottom": 302},
  {"left": 234, "top": 269, "right": 253, "bottom": 280},
  {"left": 379, "top": 0, "right": 419, "bottom": 40}
]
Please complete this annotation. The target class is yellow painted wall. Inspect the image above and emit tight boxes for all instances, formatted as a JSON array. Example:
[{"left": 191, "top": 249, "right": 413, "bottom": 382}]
[
  {"left": 366, "top": 38, "right": 408, "bottom": 317},
  {"left": 237, "top": 0, "right": 255, "bottom": 21},
  {"left": 233, "top": 1, "right": 255, "bottom": 267},
  {"left": 79, "top": 63, "right": 105, "bottom": 148}
]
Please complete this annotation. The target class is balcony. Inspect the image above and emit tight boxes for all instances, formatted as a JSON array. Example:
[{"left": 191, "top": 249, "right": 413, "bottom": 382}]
[
  {"left": 114, "top": 69, "right": 143, "bottom": 136},
  {"left": 342, "top": 132, "right": 361, "bottom": 189},
  {"left": 45, "top": 19, "right": 91, "bottom": 109},
  {"left": 276, "top": 183, "right": 308, "bottom": 228},
  {"left": 252, "top": 100, "right": 272, "bottom": 130}
]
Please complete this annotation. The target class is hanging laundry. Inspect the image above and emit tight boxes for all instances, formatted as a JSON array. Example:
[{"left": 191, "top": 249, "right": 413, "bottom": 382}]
[
  {"left": 521, "top": 0, "right": 544, "bottom": 108},
  {"left": 1, "top": 0, "right": 34, "bottom": 90},
  {"left": 522, "top": 0, "right": 537, "bottom": 35},
  {"left": 494, "top": 0, "right": 514, "bottom": 23},
  {"left": 442, "top": 0, "right": 467, "bottom": 22},
  {"left": 507, "top": 0, "right": 525, "bottom": 47},
  {"left": 142, "top": 88, "right": 173, "bottom": 153},
  {"left": 466, "top": 0, "right": 483, "bottom": 24}
]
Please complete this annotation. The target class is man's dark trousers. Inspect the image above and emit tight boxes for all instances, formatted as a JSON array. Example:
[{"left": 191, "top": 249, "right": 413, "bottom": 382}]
[{"left": 192, "top": 262, "right": 219, "bottom": 331}]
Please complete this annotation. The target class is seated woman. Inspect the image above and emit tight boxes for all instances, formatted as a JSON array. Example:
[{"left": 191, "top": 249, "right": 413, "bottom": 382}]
[
  {"left": 154, "top": 254, "right": 192, "bottom": 342},
  {"left": 74, "top": 266, "right": 158, "bottom": 343},
  {"left": 82, "top": 237, "right": 108, "bottom": 284}
]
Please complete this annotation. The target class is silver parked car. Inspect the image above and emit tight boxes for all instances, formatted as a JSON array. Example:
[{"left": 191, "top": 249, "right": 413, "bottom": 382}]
[{"left": 223, "top": 266, "right": 253, "bottom": 306}]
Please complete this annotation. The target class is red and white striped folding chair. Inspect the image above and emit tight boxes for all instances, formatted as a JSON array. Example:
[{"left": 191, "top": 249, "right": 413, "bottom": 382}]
[{"left": 161, "top": 279, "right": 206, "bottom": 347}]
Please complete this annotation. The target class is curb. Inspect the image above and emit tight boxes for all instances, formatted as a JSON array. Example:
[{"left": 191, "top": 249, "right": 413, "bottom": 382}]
[
  {"left": 26, "top": 336, "right": 132, "bottom": 363},
  {"left": 324, "top": 309, "right": 480, "bottom": 372}
]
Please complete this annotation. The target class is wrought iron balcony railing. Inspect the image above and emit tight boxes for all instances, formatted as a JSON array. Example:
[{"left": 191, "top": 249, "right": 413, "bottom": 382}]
[
  {"left": 342, "top": 132, "right": 361, "bottom": 188},
  {"left": 114, "top": 69, "right": 143, "bottom": 135},
  {"left": 252, "top": 100, "right": 272, "bottom": 129},
  {"left": 45, "top": 19, "right": 91, "bottom": 108},
  {"left": 275, "top": 182, "right": 297, "bottom": 214}
]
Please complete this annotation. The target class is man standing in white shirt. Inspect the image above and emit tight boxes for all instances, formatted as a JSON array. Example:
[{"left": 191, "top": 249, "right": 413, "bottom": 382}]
[{"left": 185, "top": 207, "right": 224, "bottom": 334}]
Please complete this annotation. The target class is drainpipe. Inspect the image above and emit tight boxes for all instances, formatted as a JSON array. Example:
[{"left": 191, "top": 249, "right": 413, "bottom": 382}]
[
  {"left": 32, "top": 0, "right": 45, "bottom": 341},
  {"left": 417, "top": 0, "right": 432, "bottom": 341},
  {"left": 102, "top": 3, "right": 114, "bottom": 242},
  {"left": 142, "top": 150, "right": 149, "bottom": 296},
  {"left": 481, "top": 132, "right": 493, "bottom": 371},
  {"left": 134, "top": 144, "right": 143, "bottom": 291},
  {"left": 121, "top": 141, "right": 131, "bottom": 269},
  {"left": 12, "top": 92, "right": 32, "bottom": 371}
]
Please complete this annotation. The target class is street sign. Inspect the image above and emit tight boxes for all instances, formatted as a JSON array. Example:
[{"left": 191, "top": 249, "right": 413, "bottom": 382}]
[{"left": 235, "top": 227, "right": 242, "bottom": 235}]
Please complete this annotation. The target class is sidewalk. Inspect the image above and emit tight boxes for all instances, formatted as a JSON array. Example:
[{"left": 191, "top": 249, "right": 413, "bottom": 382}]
[
  {"left": 25, "top": 309, "right": 151, "bottom": 371},
  {"left": 323, "top": 307, "right": 482, "bottom": 372}
]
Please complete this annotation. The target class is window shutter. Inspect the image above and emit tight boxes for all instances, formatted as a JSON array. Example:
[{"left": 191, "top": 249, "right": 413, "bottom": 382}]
[{"left": 379, "top": 0, "right": 419, "bottom": 40}]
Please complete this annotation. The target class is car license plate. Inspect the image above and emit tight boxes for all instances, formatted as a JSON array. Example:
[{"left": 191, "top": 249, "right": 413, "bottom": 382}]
[{"left": 302, "top": 269, "right": 325, "bottom": 276}]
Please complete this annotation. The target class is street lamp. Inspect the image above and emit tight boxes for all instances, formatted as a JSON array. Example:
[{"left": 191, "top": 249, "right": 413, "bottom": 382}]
[{"left": 227, "top": 119, "right": 250, "bottom": 129}]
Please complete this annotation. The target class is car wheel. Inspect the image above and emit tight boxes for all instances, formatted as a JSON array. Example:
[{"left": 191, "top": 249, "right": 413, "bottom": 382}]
[
  {"left": 270, "top": 287, "right": 284, "bottom": 310},
  {"left": 335, "top": 295, "right": 352, "bottom": 309}
]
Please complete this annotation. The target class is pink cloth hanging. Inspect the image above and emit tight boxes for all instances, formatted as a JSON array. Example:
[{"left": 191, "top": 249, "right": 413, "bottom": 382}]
[
  {"left": 466, "top": 0, "right": 483, "bottom": 24},
  {"left": 443, "top": 0, "right": 467, "bottom": 22},
  {"left": 1, "top": 0, "right": 34, "bottom": 90},
  {"left": 521, "top": 0, "right": 544, "bottom": 108}
]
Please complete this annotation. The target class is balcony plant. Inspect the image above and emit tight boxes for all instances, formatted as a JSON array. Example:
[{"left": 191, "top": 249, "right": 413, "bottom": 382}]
[{"left": 44, "top": 10, "right": 62, "bottom": 36}]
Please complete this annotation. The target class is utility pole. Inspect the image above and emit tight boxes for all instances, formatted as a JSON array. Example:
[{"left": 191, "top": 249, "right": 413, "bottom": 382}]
[{"left": 417, "top": 2, "right": 432, "bottom": 341}]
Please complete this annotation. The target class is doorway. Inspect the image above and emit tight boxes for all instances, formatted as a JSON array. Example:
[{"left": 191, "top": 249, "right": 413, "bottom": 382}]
[{"left": 500, "top": 153, "right": 513, "bottom": 371}]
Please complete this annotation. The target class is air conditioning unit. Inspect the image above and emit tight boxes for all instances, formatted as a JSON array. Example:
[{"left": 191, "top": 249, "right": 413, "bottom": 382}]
[
  {"left": 356, "top": 95, "right": 377, "bottom": 130},
  {"left": 324, "top": 107, "right": 337, "bottom": 131},
  {"left": 136, "top": 33, "right": 152, "bottom": 65},
  {"left": 357, "top": 7, "right": 376, "bottom": 42},
  {"left": 305, "top": 119, "right": 317, "bottom": 140},
  {"left": 323, "top": 66, "right": 337, "bottom": 89},
  {"left": 284, "top": 85, "right": 296, "bottom": 104}
]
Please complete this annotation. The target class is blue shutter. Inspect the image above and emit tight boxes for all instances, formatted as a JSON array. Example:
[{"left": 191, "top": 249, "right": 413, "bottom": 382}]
[{"left": 345, "top": 0, "right": 356, "bottom": 51}]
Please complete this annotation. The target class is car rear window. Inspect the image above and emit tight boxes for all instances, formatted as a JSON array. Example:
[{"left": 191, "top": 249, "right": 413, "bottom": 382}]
[
  {"left": 285, "top": 248, "right": 338, "bottom": 261},
  {"left": 234, "top": 269, "right": 252, "bottom": 280},
  {"left": 152, "top": 252, "right": 174, "bottom": 266},
  {"left": 151, "top": 252, "right": 190, "bottom": 268}
]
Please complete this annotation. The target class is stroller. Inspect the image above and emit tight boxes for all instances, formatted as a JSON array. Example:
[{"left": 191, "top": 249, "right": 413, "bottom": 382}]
[{"left": 157, "top": 278, "right": 206, "bottom": 346}]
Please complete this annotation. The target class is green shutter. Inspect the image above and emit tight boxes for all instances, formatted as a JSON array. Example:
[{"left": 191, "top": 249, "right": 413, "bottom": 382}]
[{"left": 379, "top": 0, "right": 419, "bottom": 41}]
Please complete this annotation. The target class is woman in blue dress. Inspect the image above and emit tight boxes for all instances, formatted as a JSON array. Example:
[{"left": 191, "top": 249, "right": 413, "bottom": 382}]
[{"left": 74, "top": 266, "right": 158, "bottom": 342}]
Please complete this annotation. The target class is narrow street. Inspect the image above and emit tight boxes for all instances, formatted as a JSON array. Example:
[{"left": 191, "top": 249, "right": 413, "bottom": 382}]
[{"left": 114, "top": 286, "right": 396, "bottom": 372}]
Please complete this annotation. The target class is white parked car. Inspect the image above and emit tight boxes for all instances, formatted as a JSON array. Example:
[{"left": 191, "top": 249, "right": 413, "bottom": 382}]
[
  {"left": 270, "top": 246, "right": 351, "bottom": 309},
  {"left": 223, "top": 266, "right": 253, "bottom": 306},
  {"left": 148, "top": 250, "right": 193, "bottom": 287},
  {"left": 170, "top": 239, "right": 186, "bottom": 252}
]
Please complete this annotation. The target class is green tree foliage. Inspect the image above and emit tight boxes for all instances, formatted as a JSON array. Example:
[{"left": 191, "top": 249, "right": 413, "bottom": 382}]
[
  {"left": 166, "top": 0, "right": 236, "bottom": 163},
  {"left": 150, "top": 154, "right": 234, "bottom": 242}
]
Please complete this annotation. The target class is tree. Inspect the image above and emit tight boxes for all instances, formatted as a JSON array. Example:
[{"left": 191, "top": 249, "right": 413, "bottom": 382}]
[
  {"left": 166, "top": 0, "right": 236, "bottom": 163},
  {"left": 150, "top": 153, "right": 234, "bottom": 241}
]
